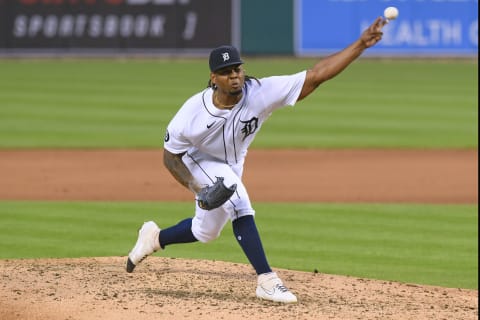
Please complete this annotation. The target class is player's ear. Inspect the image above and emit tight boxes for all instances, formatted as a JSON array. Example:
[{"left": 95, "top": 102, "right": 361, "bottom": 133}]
[{"left": 210, "top": 73, "right": 219, "bottom": 89}]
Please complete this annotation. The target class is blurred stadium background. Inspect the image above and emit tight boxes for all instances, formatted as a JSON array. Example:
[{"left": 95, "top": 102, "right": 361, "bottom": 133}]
[{"left": 0, "top": 0, "right": 477, "bottom": 58}]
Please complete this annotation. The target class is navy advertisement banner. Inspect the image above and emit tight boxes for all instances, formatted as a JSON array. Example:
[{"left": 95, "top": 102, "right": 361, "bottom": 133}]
[{"left": 0, "top": 0, "right": 235, "bottom": 51}]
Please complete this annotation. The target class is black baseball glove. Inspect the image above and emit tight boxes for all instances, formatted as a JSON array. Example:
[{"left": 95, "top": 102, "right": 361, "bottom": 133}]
[{"left": 197, "top": 177, "right": 237, "bottom": 210}]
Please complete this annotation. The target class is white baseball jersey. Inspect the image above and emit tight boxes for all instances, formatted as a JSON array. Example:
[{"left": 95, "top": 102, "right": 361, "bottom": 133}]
[
  {"left": 164, "top": 71, "right": 306, "bottom": 175},
  {"left": 163, "top": 70, "right": 306, "bottom": 242}
]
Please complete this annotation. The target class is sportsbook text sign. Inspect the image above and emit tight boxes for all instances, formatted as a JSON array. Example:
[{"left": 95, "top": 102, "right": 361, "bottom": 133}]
[{"left": 0, "top": 0, "right": 233, "bottom": 50}]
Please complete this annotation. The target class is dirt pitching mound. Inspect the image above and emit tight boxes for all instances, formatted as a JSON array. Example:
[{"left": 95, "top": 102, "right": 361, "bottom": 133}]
[{"left": 0, "top": 257, "right": 477, "bottom": 320}]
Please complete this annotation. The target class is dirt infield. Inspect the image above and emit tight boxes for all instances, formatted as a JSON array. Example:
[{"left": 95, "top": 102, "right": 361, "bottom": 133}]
[
  {"left": 0, "top": 149, "right": 477, "bottom": 203},
  {"left": 0, "top": 149, "right": 478, "bottom": 319}
]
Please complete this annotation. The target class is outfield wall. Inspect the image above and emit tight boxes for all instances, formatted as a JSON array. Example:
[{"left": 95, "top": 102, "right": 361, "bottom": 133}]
[{"left": 0, "top": 0, "right": 477, "bottom": 57}]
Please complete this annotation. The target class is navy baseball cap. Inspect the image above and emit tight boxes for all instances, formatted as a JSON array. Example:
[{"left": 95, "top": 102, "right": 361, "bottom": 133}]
[{"left": 209, "top": 45, "right": 244, "bottom": 72}]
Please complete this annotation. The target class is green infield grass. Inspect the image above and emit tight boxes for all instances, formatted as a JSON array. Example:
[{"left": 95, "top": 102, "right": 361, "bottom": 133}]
[
  {"left": 0, "top": 59, "right": 477, "bottom": 148},
  {"left": 0, "top": 201, "right": 476, "bottom": 290}
]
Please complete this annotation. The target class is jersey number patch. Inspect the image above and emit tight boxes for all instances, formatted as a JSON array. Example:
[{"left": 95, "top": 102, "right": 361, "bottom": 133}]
[{"left": 164, "top": 130, "right": 170, "bottom": 142}]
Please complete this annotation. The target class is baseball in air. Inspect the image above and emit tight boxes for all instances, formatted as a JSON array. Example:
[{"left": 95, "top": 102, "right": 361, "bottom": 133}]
[{"left": 384, "top": 6, "right": 399, "bottom": 20}]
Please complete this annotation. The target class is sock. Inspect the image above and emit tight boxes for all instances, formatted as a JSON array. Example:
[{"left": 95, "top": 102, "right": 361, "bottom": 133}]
[
  {"left": 232, "top": 215, "right": 272, "bottom": 275},
  {"left": 159, "top": 218, "right": 198, "bottom": 249}
]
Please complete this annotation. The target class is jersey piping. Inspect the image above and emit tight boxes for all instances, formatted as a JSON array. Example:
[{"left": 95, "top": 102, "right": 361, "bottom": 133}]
[
  {"left": 201, "top": 90, "right": 229, "bottom": 163},
  {"left": 230, "top": 85, "right": 248, "bottom": 164}
]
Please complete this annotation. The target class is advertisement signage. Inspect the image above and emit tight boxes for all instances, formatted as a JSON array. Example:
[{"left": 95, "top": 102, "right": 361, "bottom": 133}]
[
  {"left": 297, "top": 0, "right": 478, "bottom": 56},
  {"left": 0, "top": 0, "right": 236, "bottom": 52}
]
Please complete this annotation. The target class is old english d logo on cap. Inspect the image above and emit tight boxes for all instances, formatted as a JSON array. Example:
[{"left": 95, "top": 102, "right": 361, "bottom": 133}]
[{"left": 209, "top": 45, "right": 243, "bottom": 72}]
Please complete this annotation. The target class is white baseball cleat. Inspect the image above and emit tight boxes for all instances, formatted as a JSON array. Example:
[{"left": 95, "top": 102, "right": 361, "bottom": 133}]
[
  {"left": 126, "top": 221, "right": 161, "bottom": 273},
  {"left": 256, "top": 272, "right": 298, "bottom": 303}
]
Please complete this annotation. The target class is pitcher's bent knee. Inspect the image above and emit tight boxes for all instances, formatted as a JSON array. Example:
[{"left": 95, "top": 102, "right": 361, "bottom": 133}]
[{"left": 191, "top": 227, "right": 221, "bottom": 243}]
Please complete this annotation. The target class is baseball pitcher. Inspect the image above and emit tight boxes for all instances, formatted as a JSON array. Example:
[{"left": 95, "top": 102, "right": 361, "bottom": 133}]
[{"left": 126, "top": 17, "right": 387, "bottom": 303}]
